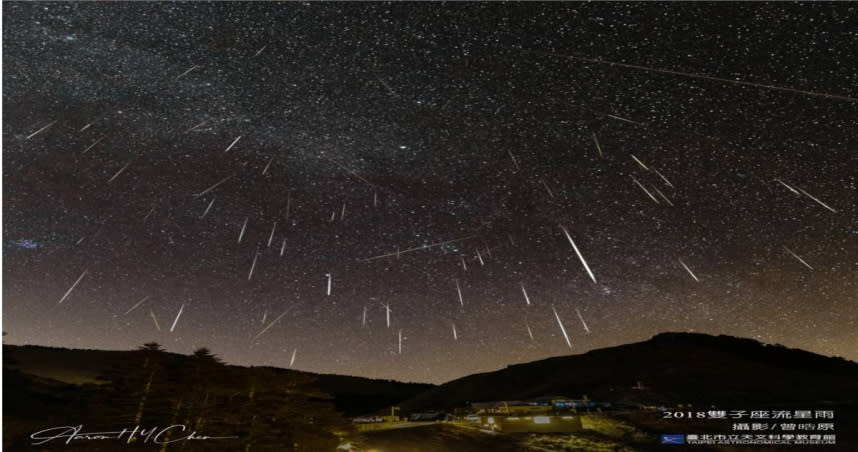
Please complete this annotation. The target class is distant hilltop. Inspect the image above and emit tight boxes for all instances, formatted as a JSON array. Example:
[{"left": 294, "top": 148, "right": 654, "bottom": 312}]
[{"left": 398, "top": 332, "right": 858, "bottom": 412}]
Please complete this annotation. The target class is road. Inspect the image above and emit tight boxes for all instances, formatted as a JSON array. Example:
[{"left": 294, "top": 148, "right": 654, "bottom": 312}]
[{"left": 358, "top": 423, "right": 522, "bottom": 452}]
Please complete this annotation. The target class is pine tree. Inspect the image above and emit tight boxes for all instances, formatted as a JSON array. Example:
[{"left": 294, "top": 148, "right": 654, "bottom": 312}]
[{"left": 96, "top": 342, "right": 173, "bottom": 429}]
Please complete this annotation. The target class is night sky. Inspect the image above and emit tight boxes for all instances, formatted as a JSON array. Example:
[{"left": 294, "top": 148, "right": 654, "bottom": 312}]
[{"left": 3, "top": 2, "right": 856, "bottom": 384}]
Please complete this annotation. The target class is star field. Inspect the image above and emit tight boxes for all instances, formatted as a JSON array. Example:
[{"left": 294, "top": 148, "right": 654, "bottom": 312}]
[{"left": 2, "top": 2, "right": 856, "bottom": 384}]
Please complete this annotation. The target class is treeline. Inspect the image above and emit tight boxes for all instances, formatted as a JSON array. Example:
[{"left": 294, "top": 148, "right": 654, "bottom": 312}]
[{"left": 4, "top": 343, "right": 354, "bottom": 451}]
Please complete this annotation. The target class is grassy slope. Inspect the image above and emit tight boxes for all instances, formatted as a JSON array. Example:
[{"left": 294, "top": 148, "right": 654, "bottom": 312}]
[{"left": 3, "top": 344, "right": 433, "bottom": 416}]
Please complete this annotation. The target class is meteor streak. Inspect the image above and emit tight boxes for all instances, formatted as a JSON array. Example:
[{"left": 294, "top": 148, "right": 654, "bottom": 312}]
[
  {"left": 542, "top": 181, "right": 555, "bottom": 199},
  {"left": 508, "top": 150, "right": 520, "bottom": 170},
  {"left": 798, "top": 188, "right": 837, "bottom": 213},
  {"left": 363, "top": 236, "right": 477, "bottom": 261},
  {"left": 631, "top": 176, "right": 660, "bottom": 204},
  {"left": 593, "top": 133, "right": 603, "bottom": 158},
  {"left": 653, "top": 186, "right": 674, "bottom": 206},
  {"left": 521, "top": 284, "right": 532, "bottom": 306},
  {"left": 80, "top": 120, "right": 98, "bottom": 132},
  {"left": 654, "top": 169, "right": 674, "bottom": 188},
  {"left": 455, "top": 280, "right": 464, "bottom": 306},
  {"left": 383, "top": 303, "right": 392, "bottom": 328},
  {"left": 248, "top": 251, "right": 259, "bottom": 280},
  {"left": 175, "top": 65, "right": 199, "bottom": 80},
  {"left": 267, "top": 222, "right": 277, "bottom": 247},
  {"left": 123, "top": 296, "right": 149, "bottom": 316},
  {"left": 26, "top": 120, "right": 57, "bottom": 140},
  {"left": 784, "top": 246, "right": 813, "bottom": 270},
  {"left": 254, "top": 310, "right": 289, "bottom": 340},
  {"left": 186, "top": 120, "right": 207, "bottom": 132},
  {"left": 82, "top": 136, "right": 105, "bottom": 154},
  {"left": 149, "top": 309, "right": 161, "bottom": 331},
  {"left": 532, "top": 49, "right": 858, "bottom": 102},
  {"left": 224, "top": 135, "right": 242, "bottom": 153},
  {"left": 552, "top": 306, "right": 572, "bottom": 349},
  {"left": 108, "top": 161, "right": 132, "bottom": 183},
  {"left": 774, "top": 178, "right": 800, "bottom": 195},
  {"left": 194, "top": 174, "right": 234, "bottom": 197},
  {"left": 575, "top": 308, "right": 590, "bottom": 333},
  {"left": 560, "top": 226, "right": 597, "bottom": 283},
  {"left": 630, "top": 154, "right": 649, "bottom": 171},
  {"left": 57, "top": 270, "right": 88, "bottom": 304},
  {"left": 679, "top": 259, "right": 700, "bottom": 281},
  {"left": 169, "top": 303, "right": 185, "bottom": 332},
  {"left": 238, "top": 217, "right": 248, "bottom": 243},
  {"left": 321, "top": 155, "right": 374, "bottom": 186},
  {"left": 201, "top": 197, "right": 216, "bottom": 219}
]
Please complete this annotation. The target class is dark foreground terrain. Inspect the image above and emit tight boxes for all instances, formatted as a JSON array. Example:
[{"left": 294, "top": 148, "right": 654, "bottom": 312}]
[
  {"left": 359, "top": 424, "right": 523, "bottom": 452},
  {"left": 401, "top": 332, "right": 858, "bottom": 412},
  {"left": 358, "top": 418, "right": 858, "bottom": 452},
  {"left": 355, "top": 419, "right": 855, "bottom": 452},
  {"left": 4, "top": 344, "right": 432, "bottom": 417},
  {"left": 356, "top": 420, "right": 665, "bottom": 452},
  {"left": 5, "top": 333, "right": 857, "bottom": 451}
]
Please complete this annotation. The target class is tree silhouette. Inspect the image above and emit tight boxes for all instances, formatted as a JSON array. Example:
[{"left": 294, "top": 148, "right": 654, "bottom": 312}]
[
  {"left": 227, "top": 367, "right": 353, "bottom": 451},
  {"left": 97, "top": 342, "right": 177, "bottom": 431},
  {"left": 147, "top": 347, "right": 233, "bottom": 451},
  {"left": 9, "top": 344, "right": 353, "bottom": 451},
  {"left": 139, "top": 341, "right": 164, "bottom": 352}
]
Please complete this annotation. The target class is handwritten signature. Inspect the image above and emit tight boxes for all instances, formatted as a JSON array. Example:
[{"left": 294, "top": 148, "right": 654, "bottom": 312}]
[{"left": 31, "top": 424, "right": 239, "bottom": 445}]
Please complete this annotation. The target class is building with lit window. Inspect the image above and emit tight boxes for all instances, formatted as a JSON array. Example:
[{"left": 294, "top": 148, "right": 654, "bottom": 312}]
[
  {"left": 466, "top": 414, "right": 583, "bottom": 433},
  {"left": 464, "top": 396, "right": 587, "bottom": 433},
  {"left": 470, "top": 395, "right": 596, "bottom": 415}
]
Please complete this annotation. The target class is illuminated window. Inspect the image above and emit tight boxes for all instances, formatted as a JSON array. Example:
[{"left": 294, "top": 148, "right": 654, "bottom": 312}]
[
  {"left": 533, "top": 416, "right": 550, "bottom": 424},
  {"left": 487, "top": 417, "right": 495, "bottom": 424}
]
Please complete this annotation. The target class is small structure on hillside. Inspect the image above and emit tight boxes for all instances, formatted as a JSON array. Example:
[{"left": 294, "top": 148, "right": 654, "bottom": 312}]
[
  {"left": 463, "top": 396, "right": 592, "bottom": 433},
  {"left": 408, "top": 411, "right": 446, "bottom": 421},
  {"left": 465, "top": 414, "right": 583, "bottom": 433},
  {"left": 470, "top": 395, "right": 596, "bottom": 415}
]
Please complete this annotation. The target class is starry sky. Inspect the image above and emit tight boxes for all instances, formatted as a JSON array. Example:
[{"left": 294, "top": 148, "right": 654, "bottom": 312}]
[{"left": 2, "top": 2, "right": 856, "bottom": 384}]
